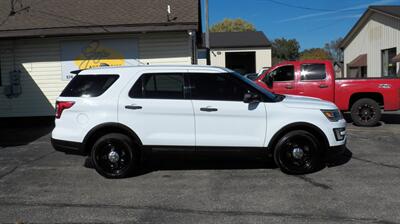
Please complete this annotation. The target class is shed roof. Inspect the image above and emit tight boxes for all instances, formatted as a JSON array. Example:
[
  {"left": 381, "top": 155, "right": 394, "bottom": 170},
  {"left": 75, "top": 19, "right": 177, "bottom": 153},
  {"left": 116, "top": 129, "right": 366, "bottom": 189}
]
[
  {"left": 202, "top": 31, "right": 271, "bottom": 49},
  {"left": 0, "top": 0, "right": 200, "bottom": 38},
  {"left": 348, "top": 54, "right": 367, "bottom": 67},
  {"left": 340, "top": 5, "right": 400, "bottom": 49}
]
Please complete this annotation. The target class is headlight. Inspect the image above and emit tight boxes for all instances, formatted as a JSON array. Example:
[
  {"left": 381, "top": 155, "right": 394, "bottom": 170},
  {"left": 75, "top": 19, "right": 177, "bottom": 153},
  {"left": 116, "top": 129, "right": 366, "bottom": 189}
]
[{"left": 321, "top": 109, "right": 343, "bottom": 122}]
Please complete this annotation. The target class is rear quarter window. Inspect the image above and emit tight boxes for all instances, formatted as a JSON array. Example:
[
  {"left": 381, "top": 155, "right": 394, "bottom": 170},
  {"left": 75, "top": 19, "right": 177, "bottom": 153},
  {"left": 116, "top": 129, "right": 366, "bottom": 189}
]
[
  {"left": 60, "top": 75, "right": 119, "bottom": 97},
  {"left": 301, "top": 64, "right": 326, "bottom": 80}
]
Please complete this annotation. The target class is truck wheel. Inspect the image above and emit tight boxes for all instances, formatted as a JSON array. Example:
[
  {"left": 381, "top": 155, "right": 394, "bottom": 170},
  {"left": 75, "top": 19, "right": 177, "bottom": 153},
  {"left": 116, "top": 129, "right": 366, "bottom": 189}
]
[
  {"left": 274, "top": 130, "right": 323, "bottom": 175},
  {"left": 91, "top": 133, "right": 138, "bottom": 178},
  {"left": 350, "top": 98, "right": 381, "bottom": 127}
]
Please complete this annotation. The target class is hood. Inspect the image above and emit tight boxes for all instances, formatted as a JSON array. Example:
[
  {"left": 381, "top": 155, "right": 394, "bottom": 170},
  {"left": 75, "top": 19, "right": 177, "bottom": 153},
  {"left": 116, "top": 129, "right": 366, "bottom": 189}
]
[{"left": 282, "top": 94, "right": 337, "bottom": 110}]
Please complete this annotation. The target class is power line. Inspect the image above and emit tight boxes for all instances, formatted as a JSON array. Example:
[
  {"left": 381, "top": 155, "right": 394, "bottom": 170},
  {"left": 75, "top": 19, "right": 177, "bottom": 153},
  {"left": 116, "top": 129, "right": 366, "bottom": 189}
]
[{"left": 258, "top": 0, "right": 336, "bottom": 12}]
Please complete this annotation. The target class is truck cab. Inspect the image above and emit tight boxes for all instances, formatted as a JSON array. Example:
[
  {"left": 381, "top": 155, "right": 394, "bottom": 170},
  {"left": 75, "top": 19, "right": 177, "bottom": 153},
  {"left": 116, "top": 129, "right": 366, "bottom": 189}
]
[
  {"left": 256, "top": 60, "right": 400, "bottom": 127},
  {"left": 256, "top": 60, "right": 335, "bottom": 102}
]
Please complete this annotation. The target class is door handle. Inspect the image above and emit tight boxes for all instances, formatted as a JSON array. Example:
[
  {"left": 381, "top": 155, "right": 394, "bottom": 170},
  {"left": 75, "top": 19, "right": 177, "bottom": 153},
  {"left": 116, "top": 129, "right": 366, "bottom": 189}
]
[
  {"left": 319, "top": 84, "right": 328, "bottom": 88},
  {"left": 125, "top": 105, "right": 142, "bottom": 110},
  {"left": 200, "top": 107, "right": 218, "bottom": 112},
  {"left": 285, "top": 85, "right": 293, "bottom": 89}
]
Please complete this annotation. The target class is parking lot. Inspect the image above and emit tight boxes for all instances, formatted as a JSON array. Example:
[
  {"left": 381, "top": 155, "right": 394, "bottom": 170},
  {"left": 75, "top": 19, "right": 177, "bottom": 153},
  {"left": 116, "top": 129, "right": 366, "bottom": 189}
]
[{"left": 0, "top": 113, "right": 399, "bottom": 224}]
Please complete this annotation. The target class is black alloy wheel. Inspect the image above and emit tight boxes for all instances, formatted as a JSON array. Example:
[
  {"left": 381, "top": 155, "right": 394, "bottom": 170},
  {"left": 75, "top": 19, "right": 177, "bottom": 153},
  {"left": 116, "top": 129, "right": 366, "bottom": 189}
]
[
  {"left": 350, "top": 98, "right": 381, "bottom": 127},
  {"left": 274, "top": 130, "right": 323, "bottom": 174},
  {"left": 91, "top": 133, "right": 137, "bottom": 178}
]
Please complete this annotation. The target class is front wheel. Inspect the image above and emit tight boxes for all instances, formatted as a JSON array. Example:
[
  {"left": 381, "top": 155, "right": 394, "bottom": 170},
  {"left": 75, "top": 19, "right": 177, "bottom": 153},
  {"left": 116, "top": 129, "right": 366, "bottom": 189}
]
[
  {"left": 91, "top": 133, "right": 138, "bottom": 178},
  {"left": 274, "top": 130, "right": 323, "bottom": 175},
  {"left": 350, "top": 98, "right": 381, "bottom": 127}
]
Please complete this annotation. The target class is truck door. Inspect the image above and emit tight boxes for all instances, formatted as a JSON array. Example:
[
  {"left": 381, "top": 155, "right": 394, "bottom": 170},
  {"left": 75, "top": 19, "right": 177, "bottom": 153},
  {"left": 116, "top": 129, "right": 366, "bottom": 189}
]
[
  {"left": 261, "top": 64, "right": 299, "bottom": 95},
  {"left": 298, "top": 63, "right": 334, "bottom": 102}
]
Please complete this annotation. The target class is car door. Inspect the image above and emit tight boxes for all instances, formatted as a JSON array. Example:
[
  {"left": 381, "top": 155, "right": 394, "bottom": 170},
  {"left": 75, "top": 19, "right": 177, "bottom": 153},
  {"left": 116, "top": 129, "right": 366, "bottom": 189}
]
[
  {"left": 298, "top": 63, "right": 334, "bottom": 102},
  {"left": 261, "top": 64, "right": 299, "bottom": 95},
  {"left": 187, "top": 72, "right": 267, "bottom": 147},
  {"left": 118, "top": 71, "right": 195, "bottom": 146}
]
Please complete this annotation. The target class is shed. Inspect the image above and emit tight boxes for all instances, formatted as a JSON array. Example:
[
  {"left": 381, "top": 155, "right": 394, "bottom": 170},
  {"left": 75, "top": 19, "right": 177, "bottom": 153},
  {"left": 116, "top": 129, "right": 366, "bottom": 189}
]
[
  {"left": 340, "top": 5, "right": 400, "bottom": 78},
  {"left": 198, "top": 31, "right": 272, "bottom": 74}
]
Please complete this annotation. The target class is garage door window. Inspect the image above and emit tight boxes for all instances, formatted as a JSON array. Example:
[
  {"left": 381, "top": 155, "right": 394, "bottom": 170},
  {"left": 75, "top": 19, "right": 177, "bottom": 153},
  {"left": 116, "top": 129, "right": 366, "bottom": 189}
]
[{"left": 130, "top": 73, "right": 185, "bottom": 99}]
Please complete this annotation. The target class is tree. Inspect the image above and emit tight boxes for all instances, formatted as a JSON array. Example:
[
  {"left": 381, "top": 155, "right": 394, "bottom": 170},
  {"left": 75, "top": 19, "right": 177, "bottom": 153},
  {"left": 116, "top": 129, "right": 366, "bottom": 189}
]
[
  {"left": 324, "top": 37, "right": 343, "bottom": 62},
  {"left": 300, "top": 48, "right": 332, "bottom": 60},
  {"left": 210, "top": 18, "right": 256, "bottom": 32},
  {"left": 271, "top": 38, "right": 300, "bottom": 64}
]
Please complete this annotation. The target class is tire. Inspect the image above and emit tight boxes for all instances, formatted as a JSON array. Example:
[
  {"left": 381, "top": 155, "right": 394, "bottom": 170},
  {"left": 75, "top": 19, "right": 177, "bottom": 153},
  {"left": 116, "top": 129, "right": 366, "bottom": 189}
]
[
  {"left": 350, "top": 98, "right": 381, "bottom": 127},
  {"left": 91, "top": 133, "right": 138, "bottom": 178},
  {"left": 274, "top": 130, "right": 323, "bottom": 175}
]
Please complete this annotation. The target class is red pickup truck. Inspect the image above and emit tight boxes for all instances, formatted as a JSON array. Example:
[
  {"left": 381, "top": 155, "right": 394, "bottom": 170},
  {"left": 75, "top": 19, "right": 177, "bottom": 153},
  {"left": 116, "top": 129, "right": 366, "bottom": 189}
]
[{"left": 255, "top": 60, "right": 400, "bottom": 127}]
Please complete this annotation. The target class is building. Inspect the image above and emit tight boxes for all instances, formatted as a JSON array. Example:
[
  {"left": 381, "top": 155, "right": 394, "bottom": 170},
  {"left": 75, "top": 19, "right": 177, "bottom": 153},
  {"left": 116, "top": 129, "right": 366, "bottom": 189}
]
[
  {"left": 198, "top": 31, "right": 272, "bottom": 74},
  {"left": 340, "top": 6, "right": 400, "bottom": 78},
  {"left": 0, "top": 0, "right": 200, "bottom": 117}
]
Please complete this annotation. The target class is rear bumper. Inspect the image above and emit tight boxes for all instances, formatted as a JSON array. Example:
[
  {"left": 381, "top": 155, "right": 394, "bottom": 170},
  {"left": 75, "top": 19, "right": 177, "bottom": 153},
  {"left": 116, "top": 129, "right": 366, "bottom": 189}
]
[{"left": 51, "top": 138, "right": 85, "bottom": 155}]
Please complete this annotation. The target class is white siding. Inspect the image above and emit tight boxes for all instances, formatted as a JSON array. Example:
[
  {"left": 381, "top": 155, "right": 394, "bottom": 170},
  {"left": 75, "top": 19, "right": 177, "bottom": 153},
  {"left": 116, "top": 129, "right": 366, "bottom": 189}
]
[
  {"left": 0, "top": 32, "right": 192, "bottom": 117},
  {"left": 344, "top": 13, "right": 400, "bottom": 77},
  {"left": 209, "top": 48, "right": 272, "bottom": 72}
]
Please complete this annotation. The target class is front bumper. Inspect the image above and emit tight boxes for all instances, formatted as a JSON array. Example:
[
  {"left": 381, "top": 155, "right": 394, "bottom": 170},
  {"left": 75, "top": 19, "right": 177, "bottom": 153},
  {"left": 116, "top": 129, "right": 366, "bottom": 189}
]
[
  {"left": 51, "top": 138, "right": 85, "bottom": 155},
  {"left": 326, "top": 142, "right": 346, "bottom": 158}
]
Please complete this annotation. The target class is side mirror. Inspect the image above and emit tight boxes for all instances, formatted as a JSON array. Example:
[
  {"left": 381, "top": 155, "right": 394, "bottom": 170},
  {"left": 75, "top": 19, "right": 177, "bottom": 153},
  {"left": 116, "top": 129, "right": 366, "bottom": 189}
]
[
  {"left": 265, "top": 75, "right": 273, "bottom": 88},
  {"left": 243, "top": 93, "right": 260, "bottom": 103}
]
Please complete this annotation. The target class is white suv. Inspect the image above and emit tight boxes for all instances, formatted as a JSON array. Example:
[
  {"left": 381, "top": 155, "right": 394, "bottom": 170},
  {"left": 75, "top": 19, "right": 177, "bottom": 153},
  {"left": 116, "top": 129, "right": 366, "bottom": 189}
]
[{"left": 52, "top": 65, "right": 346, "bottom": 178}]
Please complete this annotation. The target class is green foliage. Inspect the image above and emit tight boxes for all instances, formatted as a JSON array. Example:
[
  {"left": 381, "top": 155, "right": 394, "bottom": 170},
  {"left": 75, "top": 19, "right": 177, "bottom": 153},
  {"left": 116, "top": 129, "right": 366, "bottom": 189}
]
[
  {"left": 272, "top": 38, "right": 300, "bottom": 64},
  {"left": 300, "top": 48, "right": 332, "bottom": 60},
  {"left": 210, "top": 18, "right": 256, "bottom": 32}
]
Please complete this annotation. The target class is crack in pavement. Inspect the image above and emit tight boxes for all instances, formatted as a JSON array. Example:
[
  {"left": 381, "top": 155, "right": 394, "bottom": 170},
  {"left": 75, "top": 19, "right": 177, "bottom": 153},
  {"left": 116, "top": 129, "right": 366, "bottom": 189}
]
[
  {"left": 352, "top": 157, "right": 400, "bottom": 170},
  {"left": 0, "top": 151, "right": 56, "bottom": 180},
  {"left": 295, "top": 175, "right": 333, "bottom": 190},
  {"left": 0, "top": 201, "right": 396, "bottom": 224}
]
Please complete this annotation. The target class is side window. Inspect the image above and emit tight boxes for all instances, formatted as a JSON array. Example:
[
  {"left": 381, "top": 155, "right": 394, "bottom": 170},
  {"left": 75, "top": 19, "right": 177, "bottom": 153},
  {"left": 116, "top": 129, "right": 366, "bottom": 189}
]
[
  {"left": 129, "top": 73, "right": 184, "bottom": 99},
  {"left": 267, "top": 65, "right": 294, "bottom": 82},
  {"left": 189, "top": 73, "right": 249, "bottom": 101},
  {"left": 301, "top": 64, "right": 326, "bottom": 80}
]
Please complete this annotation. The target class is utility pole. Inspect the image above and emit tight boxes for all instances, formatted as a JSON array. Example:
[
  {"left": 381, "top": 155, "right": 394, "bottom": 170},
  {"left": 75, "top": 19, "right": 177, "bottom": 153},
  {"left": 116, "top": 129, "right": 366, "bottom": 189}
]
[{"left": 205, "top": 0, "right": 210, "bottom": 65}]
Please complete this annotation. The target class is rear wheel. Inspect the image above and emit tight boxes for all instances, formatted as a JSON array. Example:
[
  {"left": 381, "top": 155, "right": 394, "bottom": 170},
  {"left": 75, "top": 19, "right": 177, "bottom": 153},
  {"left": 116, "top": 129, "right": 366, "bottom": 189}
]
[
  {"left": 350, "top": 98, "right": 381, "bottom": 127},
  {"left": 274, "top": 130, "right": 323, "bottom": 175},
  {"left": 91, "top": 133, "right": 138, "bottom": 178}
]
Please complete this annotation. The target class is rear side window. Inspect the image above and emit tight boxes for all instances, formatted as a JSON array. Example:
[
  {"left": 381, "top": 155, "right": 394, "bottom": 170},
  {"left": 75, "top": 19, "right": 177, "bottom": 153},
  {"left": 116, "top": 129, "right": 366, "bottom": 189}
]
[
  {"left": 129, "top": 73, "right": 184, "bottom": 99},
  {"left": 301, "top": 64, "right": 326, "bottom": 80},
  {"left": 60, "top": 75, "right": 119, "bottom": 97}
]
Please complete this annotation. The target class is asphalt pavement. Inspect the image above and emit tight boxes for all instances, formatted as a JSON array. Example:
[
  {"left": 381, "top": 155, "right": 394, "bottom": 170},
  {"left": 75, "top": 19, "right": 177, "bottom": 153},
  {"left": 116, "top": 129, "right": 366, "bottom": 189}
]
[{"left": 0, "top": 113, "right": 399, "bottom": 224}]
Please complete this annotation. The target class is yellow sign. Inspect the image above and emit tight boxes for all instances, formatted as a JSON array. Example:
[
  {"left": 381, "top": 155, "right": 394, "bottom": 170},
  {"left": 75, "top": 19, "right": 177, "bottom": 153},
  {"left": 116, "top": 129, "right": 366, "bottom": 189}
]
[{"left": 74, "top": 40, "right": 125, "bottom": 69}]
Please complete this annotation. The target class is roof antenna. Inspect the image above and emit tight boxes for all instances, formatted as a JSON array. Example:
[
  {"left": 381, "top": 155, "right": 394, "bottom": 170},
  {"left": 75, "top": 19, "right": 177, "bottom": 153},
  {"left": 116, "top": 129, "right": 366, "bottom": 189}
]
[{"left": 167, "top": 4, "right": 177, "bottom": 22}]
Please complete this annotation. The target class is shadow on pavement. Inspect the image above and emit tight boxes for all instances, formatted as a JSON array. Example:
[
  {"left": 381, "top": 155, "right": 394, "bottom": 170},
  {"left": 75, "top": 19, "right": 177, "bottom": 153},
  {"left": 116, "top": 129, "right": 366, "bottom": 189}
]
[
  {"left": 84, "top": 148, "right": 353, "bottom": 177},
  {"left": 326, "top": 147, "right": 352, "bottom": 168},
  {"left": 0, "top": 117, "right": 54, "bottom": 147},
  {"left": 343, "top": 112, "right": 400, "bottom": 125}
]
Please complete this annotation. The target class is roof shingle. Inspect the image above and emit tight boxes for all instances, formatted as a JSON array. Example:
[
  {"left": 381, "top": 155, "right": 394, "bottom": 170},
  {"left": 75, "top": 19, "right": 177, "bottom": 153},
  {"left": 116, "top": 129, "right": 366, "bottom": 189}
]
[
  {"left": 0, "top": 0, "right": 199, "bottom": 38},
  {"left": 203, "top": 31, "right": 271, "bottom": 48}
]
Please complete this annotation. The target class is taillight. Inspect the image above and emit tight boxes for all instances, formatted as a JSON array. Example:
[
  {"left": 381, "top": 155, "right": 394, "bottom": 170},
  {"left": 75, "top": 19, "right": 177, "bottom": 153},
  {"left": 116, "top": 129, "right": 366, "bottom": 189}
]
[{"left": 55, "top": 101, "right": 75, "bottom": 119}]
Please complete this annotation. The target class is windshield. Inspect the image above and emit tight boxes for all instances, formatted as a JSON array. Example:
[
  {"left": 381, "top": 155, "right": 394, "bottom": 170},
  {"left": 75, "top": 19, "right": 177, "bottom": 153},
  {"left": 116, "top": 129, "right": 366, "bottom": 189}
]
[{"left": 230, "top": 71, "right": 279, "bottom": 102}]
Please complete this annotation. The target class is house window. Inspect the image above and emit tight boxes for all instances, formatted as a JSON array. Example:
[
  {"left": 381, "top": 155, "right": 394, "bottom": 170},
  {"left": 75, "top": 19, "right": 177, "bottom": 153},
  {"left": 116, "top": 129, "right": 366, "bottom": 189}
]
[{"left": 381, "top": 48, "right": 397, "bottom": 77}]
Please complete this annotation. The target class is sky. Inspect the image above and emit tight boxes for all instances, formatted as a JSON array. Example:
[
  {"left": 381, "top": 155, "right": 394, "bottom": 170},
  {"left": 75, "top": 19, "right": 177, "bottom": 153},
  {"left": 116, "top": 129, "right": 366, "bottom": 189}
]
[{"left": 202, "top": 0, "right": 400, "bottom": 50}]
